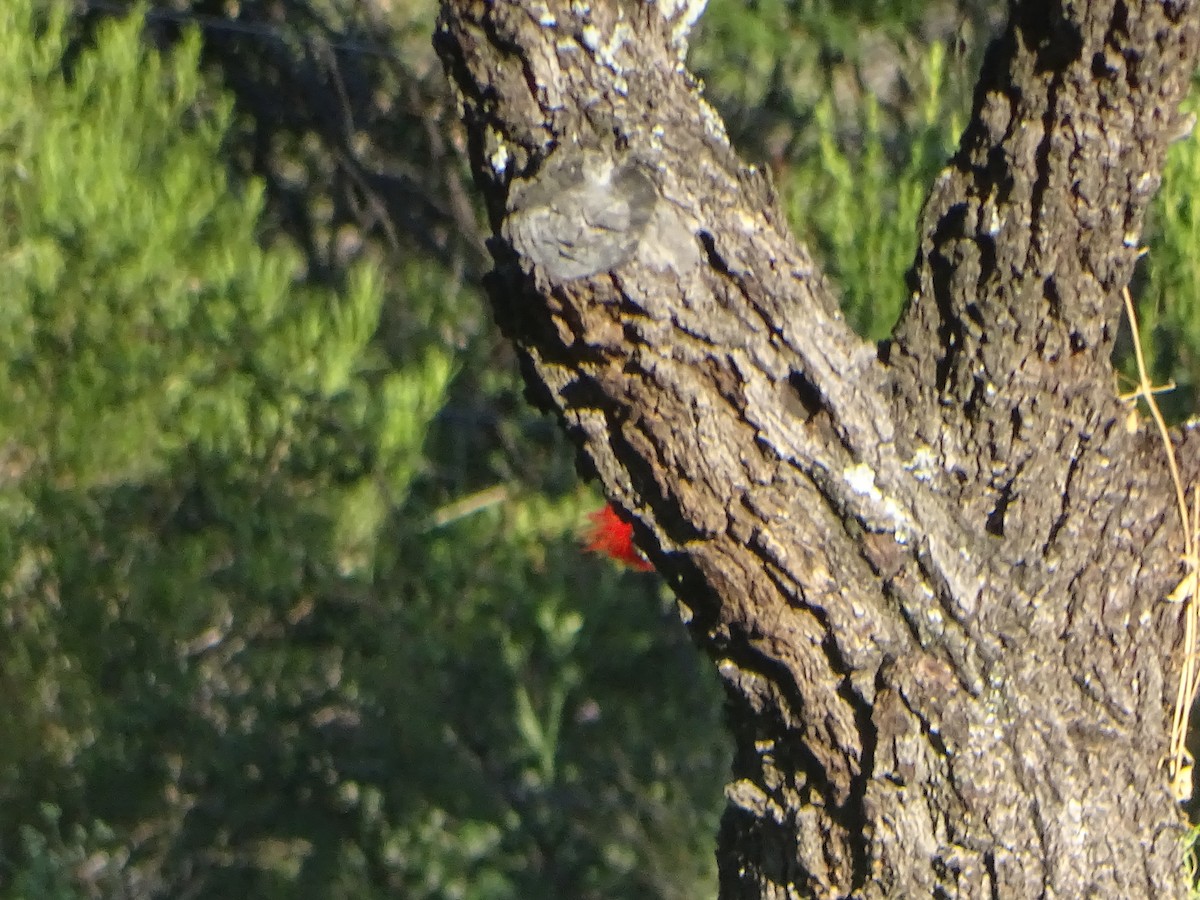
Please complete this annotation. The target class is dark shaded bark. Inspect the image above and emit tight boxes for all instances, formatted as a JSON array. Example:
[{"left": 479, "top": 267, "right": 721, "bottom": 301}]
[{"left": 435, "top": 0, "right": 1200, "bottom": 896}]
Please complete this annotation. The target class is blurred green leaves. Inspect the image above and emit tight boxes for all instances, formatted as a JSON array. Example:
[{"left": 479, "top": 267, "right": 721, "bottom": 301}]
[
  {"left": 0, "top": 3, "right": 724, "bottom": 898},
  {"left": 0, "top": 2, "right": 396, "bottom": 487},
  {"left": 1133, "top": 80, "right": 1200, "bottom": 418},
  {"left": 5, "top": 2, "right": 1196, "bottom": 899},
  {"left": 782, "top": 41, "right": 962, "bottom": 339}
]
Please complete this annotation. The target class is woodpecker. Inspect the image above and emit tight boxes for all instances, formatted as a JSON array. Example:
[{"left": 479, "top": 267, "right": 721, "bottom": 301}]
[{"left": 583, "top": 504, "right": 653, "bottom": 571}]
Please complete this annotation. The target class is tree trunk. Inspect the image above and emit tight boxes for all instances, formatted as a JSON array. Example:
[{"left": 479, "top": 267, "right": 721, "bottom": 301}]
[{"left": 434, "top": 1, "right": 1200, "bottom": 896}]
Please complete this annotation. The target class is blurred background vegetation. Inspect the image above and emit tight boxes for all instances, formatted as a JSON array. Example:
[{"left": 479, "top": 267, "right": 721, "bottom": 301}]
[{"left": 0, "top": 1, "right": 1196, "bottom": 898}]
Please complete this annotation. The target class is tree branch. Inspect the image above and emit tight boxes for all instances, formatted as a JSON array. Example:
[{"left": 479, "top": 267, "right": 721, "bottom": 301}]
[
  {"left": 889, "top": 0, "right": 1200, "bottom": 549},
  {"left": 436, "top": 0, "right": 1200, "bottom": 895}
]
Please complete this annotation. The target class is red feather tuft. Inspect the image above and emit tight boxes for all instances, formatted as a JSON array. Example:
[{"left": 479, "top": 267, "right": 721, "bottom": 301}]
[{"left": 583, "top": 504, "right": 654, "bottom": 571}]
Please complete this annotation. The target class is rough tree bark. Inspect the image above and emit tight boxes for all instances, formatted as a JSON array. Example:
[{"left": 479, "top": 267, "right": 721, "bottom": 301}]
[{"left": 435, "top": 0, "right": 1200, "bottom": 896}]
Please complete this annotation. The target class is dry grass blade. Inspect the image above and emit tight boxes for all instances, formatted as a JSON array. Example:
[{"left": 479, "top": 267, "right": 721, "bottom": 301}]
[{"left": 1122, "top": 286, "right": 1200, "bottom": 800}]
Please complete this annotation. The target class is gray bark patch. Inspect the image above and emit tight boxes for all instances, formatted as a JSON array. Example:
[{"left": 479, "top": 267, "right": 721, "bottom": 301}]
[{"left": 504, "top": 148, "right": 658, "bottom": 280}]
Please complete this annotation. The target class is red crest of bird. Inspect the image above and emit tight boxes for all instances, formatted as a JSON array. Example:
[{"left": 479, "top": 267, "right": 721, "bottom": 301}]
[{"left": 583, "top": 504, "right": 653, "bottom": 571}]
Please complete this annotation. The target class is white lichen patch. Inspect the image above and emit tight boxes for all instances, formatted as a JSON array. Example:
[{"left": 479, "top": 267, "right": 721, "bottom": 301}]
[
  {"left": 984, "top": 200, "right": 1001, "bottom": 236},
  {"left": 653, "top": 0, "right": 708, "bottom": 58},
  {"left": 530, "top": 0, "right": 556, "bottom": 25},
  {"left": 489, "top": 141, "right": 511, "bottom": 175},
  {"left": 844, "top": 462, "right": 883, "bottom": 502},
  {"left": 883, "top": 498, "right": 910, "bottom": 541},
  {"left": 581, "top": 20, "right": 633, "bottom": 81},
  {"left": 649, "top": 123, "right": 666, "bottom": 152},
  {"left": 904, "top": 445, "right": 937, "bottom": 482},
  {"left": 735, "top": 208, "right": 759, "bottom": 233},
  {"left": 697, "top": 95, "right": 730, "bottom": 146}
]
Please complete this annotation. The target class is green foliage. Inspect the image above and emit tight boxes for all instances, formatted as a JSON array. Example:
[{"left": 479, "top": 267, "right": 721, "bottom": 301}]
[
  {"left": 8, "top": 806, "right": 124, "bottom": 900},
  {"left": 0, "top": 2, "right": 404, "bottom": 487},
  {"left": 696, "top": 0, "right": 976, "bottom": 340},
  {"left": 1187, "top": 819, "right": 1200, "bottom": 900},
  {"left": 7, "top": 0, "right": 1195, "bottom": 898},
  {"left": 0, "top": 3, "right": 724, "bottom": 898},
  {"left": 1135, "top": 81, "right": 1200, "bottom": 419},
  {"left": 694, "top": 0, "right": 933, "bottom": 114},
  {"left": 781, "top": 42, "right": 963, "bottom": 338}
]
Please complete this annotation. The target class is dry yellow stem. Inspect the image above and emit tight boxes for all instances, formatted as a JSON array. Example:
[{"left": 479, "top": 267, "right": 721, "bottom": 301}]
[{"left": 1122, "top": 286, "right": 1200, "bottom": 799}]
